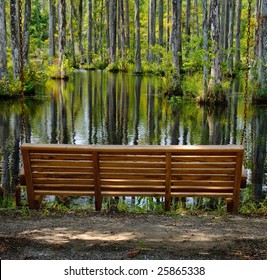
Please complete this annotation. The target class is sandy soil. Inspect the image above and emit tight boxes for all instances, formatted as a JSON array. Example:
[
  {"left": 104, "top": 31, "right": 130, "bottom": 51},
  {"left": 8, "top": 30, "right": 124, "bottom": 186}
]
[{"left": 0, "top": 209, "right": 267, "bottom": 260}]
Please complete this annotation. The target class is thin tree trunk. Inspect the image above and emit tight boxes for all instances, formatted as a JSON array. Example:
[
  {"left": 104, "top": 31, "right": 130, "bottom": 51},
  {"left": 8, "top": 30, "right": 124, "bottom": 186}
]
[
  {"left": 202, "top": 0, "right": 209, "bottom": 99},
  {"left": 166, "top": 0, "right": 170, "bottom": 51},
  {"left": 78, "top": 0, "right": 85, "bottom": 63},
  {"left": 0, "top": 0, "right": 8, "bottom": 79},
  {"left": 158, "top": 0, "right": 163, "bottom": 47},
  {"left": 49, "top": 0, "right": 56, "bottom": 60},
  {"left": 124, "top": 0, "right": 130, "bottom": 49},
  {"left": 258, "top": 0, "right": 267, "bottom": 96},
  {"left": 10, "top": 0, "right": 20, "bottom": 80},
  {"left": 210, "top": 0, "right": 221, "bottom": 86},
  {"left": 58, "top": 0, "right": 67, "bottom": 79},
  {"left": 235, "top": 0, "right": 242, "bottom": 69},
  {"left": 134, "top": 0, "right": 142, "bottom": 73},
  {"left": 69, "top": 1, "right": 76, "bottom": 67},
  {"left": 23, "top": 0, "right": 31, "bottom": 67},
  {"left": 227, "top": 0, "right": 234, "bottom": 75},
  {"left": 148, "top": 0, "right": 156, "bottom": 62},
  {"left": 194, "top": 0, "right": 200, "bottom": 37},
  {"left": 88, "top": 0, "right": 93, "bottom": 64},
  {"left": 109, "top": 0, "right": 117, "bottom": 64},
  {"left": 171, "top": 0, "right": 182, "bottom": 94}
]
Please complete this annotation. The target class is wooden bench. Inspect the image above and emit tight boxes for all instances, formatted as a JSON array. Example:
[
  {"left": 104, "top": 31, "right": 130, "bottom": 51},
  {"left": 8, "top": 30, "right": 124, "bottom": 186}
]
[{"left": 19, "top": 143, "right": 246, "bottom": 213}]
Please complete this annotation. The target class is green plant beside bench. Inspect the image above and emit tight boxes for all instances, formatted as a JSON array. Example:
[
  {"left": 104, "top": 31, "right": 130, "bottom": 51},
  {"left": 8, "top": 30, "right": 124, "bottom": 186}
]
[{"left": 18, "top": 144, "right": 246, "bottom": 212}]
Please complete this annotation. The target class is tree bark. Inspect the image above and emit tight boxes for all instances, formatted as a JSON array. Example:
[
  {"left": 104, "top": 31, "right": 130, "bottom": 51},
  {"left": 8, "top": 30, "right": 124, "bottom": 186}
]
[
  {"left": 134, "top": 0, "right": 142, "bottom": 73},
  {"left": 0, "top": 0, "right": 8, "bottom": 79},
  {"left": 258, "top": 0, "right": 267, "bottom": 96},
  {"left": 171, "top": 0, "right": 182, "bottom": 93},
  {"left": 69, "top": 1, "right": 76, "bottom": 67},
  {"left": 58, "top": 0, "right": 67, "bottom": 78},
  {"left": 210, "top": 0, "right": 221, "bottom": 86},
  {"left": 235, "top": 0, "right": 242, "bottom": 69},
  {"left": 88, "top": 0, "right": 93, "bottom": 64},
  {"left": 158, "top": 0, "right": 163, "bottom": 47},
  {"left": 148, "top": 0, "right": 156, "bottom": 62},
  {"left": 23, "top": 0, "right": 31, "bottom": 67},
  {"left": 227, "top": 0, "right": 234, "bottom": 75},
  {"left": 10, "top": 0, "right": 20, "bottom": 80},
  {"left": 202, "top": 0, "right": 209, "bottom": 99},
  {"left": 78, "top": 0, "right": 85, "bottom": 63},
  {"left": 49, "top": 0, "right": 56, "bottom": 60},
  {"left": 108, "top": 0, "right": 117, "bottom": 64}
]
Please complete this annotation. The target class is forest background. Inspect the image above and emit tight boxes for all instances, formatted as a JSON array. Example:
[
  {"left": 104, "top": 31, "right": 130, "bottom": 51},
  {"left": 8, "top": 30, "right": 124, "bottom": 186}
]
[{"left": 0, "top": 0, "right": 267, "bottom": 104}]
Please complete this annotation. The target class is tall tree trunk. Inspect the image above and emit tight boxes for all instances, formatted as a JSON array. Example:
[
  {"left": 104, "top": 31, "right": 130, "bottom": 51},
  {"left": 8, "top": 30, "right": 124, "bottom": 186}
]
[
  {"left": 258, "top": 0, "right": 267, "bottom": 96},
  {"left": 166, "top": 0, "right": 170, "bottom": 51},
  {"left": 227, "top": 0, "right": 234, "bottom": 75},
  {"left": 171, "top": 0, "right": 182, "bottom": 94},
  {"left": 124, "top": 0, "right": 130, "bottom": 49},
  {"left": 158, "top": 0, "right": 163, "bottom": 47},
  {"left": 148, "top": 0, "right": 156, "bottom": 62},
  {"left": 99, "top": 0, "right": 104, "bottom": 61},
  {"left": 10, "top": 0, "right": 20, "bottom": 80},
  {"left": 58, "top": 0, "right": 67, "bottom": 79},
  {"left": 210, "top": 0, "right": 221, "bottom": 87},
  {"left": 194, "top": 0, "right": 200, "bottom": 37},
  {"left": 23, "top": 0, "right": 31, "bottom": 67},
  {"left": 0, "top": 0, "right": 8, "bottom": 79},
  {"left": 202, "top": 0, "right": 209, "bottom": 100},
  {"left": 185, "top": 0, "right": 191, "bottom": 42},
  {"left": 88, "top": 0, "right": 93, "bottom": 64},
  {"left": 78, "top": 0, "right": 85, "bottom": 63},
  {"left": 69, "top": 0, "right": 76, "bottom": 67},
  {"left": 235, "top": 0, "right": 242, "bottom": 70},
  {"left": 108, "top": 0, "right": 117, "bottom": 64},
  {"left": 49, "top": 0, "right": 56, "bottom": 60},
  {"left": 134, "top": 0, "right": 142, "bottom": 73},
  {"left": 119, "top": 0, "right": 126, "bottom": 57}
]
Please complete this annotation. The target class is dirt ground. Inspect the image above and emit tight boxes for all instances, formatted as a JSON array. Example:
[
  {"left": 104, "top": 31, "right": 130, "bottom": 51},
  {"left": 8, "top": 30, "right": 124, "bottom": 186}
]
[{"left": 0, "top": 209, "right": 267, "bottom": 260}]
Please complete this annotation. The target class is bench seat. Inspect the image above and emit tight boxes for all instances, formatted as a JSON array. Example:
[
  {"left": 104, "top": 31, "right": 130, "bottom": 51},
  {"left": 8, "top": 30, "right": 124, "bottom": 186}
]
[{"left": 19, "top": 144, "right": 246, "bottom": 212}]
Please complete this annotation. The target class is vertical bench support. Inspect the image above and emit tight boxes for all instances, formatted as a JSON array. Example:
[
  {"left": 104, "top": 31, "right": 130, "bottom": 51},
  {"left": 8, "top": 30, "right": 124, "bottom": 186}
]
[
  {"left": 165, "top": 152, "right": 172, "bottom": 211},
  {"left": 92, "top": 151, "right": 102, "bottom": 211}
]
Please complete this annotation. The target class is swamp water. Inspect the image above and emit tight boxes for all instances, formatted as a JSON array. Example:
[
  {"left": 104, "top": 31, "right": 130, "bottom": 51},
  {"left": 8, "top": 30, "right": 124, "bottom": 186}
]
[{"left": 0, "top": 70, "right": 266, "bottom": 208}]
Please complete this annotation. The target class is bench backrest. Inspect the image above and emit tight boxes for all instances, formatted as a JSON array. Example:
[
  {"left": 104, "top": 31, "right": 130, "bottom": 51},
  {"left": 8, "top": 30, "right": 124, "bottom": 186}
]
[{"left": 21, "top": 144, "right": 244, "bottom": 211}]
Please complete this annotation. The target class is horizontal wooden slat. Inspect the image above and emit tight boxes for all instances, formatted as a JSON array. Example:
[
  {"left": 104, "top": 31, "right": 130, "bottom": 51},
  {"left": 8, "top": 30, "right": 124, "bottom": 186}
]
[
  {"left": 171, "top": 180, "right": 233, "bottom": 187},
  {"left": 34, "top": 190, "right": 95, "bottom": 195},
  {"left": 32, "top": 172, "right": 94, "bottom": 179},
  {"left": 100, "top": 191, "right": 165, "bottom": 196},
  {"left": 171, "top": 155, "right": 236, "bottom": 163},
  {"left": 172, "top": 168, "right": 235, "bottom": 175},
  {"left": 30, "top": 153, "right": 92, "bottom": 160},
  {"left": 31, "top": 160, "right": 92, "bottom": 167},
  {"left": 171, "top": 174, "right": 235, "bottom": 181},
  {"left": 31, "top": 167, "right": 93, "bottom": 173},
  {"left": 100, "top": 179, "right": 165, "bottom": 186},
  {"left": 33, "top": 178, "right": 94, "bottom": 185},
  {"left": 99, "top": 162, "right": 165, "bottom": 168},
  {"left": 170, "top": 192, "right": 233, "bottom": 198}
]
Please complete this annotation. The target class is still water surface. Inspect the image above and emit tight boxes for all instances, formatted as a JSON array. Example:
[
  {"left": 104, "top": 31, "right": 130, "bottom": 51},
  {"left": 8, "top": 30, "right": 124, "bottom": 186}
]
[{"left": 0, "top": 70, "right": 266, "bottom": 201}]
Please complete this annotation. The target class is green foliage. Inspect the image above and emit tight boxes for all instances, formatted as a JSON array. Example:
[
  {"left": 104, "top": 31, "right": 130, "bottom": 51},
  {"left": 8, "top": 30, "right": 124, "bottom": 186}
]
[
  {"left": 0, "top": 77, "right": 21, "bottom": 97},
  {"left": 106, "top": 63, "right": 120, "bottom": 73},
  {"left": 23, "top": 63, "right": 46, "bottom": 93},
  {"left": 182, "top": 73, "right": 203, "bottom": 100},
  {"left": 0, "top": 194, "right": 15, "bottom": 208},
  {"left": 45, "top": 59, "right": 74, "bottom": 79}
]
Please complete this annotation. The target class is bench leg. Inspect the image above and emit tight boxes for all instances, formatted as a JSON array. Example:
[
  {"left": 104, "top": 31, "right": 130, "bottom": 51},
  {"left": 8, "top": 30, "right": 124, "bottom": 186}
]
[
  {"left": 15, "top": 185, "right": 22, "bottom": 206},
  {"left": 95, "top": 197, "right": 102, "bottom": 211},
  {"left": 226, "top": 199, "right": 234, "bottom": 212},
  {"left": 28, "top": 195, "right": 42, "bottom": 210}
]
